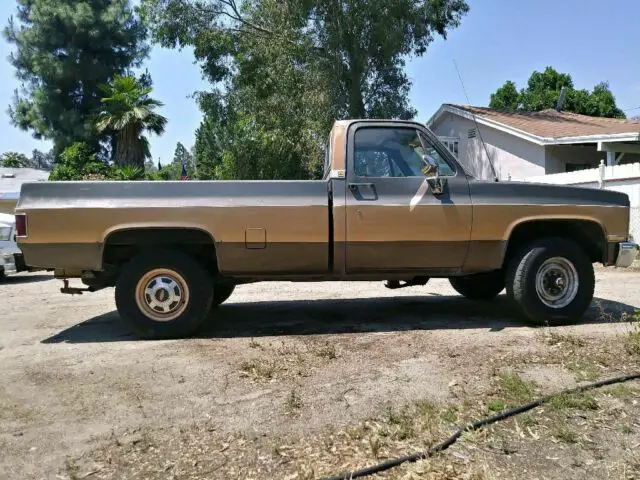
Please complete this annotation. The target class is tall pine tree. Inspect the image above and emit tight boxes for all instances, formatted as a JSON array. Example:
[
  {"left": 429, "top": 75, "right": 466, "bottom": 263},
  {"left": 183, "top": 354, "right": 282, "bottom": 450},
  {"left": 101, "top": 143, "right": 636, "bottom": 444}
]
[{"left": 5, "top": 0, "right": 149, "bottom": 155}]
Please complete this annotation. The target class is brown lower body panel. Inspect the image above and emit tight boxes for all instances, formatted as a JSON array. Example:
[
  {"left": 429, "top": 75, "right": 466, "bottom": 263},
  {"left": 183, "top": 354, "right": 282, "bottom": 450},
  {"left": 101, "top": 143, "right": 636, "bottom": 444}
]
[{"left": 18, "top": 240, "right": 509, "bottom": 278}]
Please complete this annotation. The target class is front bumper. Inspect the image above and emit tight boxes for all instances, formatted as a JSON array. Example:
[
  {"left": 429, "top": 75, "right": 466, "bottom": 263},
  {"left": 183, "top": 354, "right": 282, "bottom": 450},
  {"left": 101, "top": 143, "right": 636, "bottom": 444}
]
[
  {"left": 615, "top": 242, "right": 639, "bottom": 268},
  {"left": 0, "top": 250, "right": 17, "bottom": 276}
]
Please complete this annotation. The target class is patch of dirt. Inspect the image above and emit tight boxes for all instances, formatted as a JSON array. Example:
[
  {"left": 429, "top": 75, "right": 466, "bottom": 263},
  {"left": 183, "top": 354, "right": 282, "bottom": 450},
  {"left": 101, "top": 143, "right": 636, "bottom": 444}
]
[{"left": 1, "top": 271, "right": 639, "bottom": 479}]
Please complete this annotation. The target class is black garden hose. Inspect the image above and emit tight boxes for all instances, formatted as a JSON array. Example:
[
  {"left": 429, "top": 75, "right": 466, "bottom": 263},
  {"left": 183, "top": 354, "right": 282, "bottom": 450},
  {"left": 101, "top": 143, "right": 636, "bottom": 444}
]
[{"left": 320, "top": 372, "right": 640, "bottom": 480}]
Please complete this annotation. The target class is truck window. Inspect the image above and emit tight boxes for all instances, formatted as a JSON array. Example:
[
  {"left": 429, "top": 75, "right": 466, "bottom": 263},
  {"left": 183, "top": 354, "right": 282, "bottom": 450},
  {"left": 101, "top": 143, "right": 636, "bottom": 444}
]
[{"left": 354, "top": 127, "right": 455, "bottom": 178}]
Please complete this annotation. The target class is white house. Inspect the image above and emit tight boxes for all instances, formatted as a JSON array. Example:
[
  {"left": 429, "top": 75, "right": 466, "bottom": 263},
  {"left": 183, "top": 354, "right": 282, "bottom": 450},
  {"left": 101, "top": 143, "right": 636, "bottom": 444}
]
[
  {"left": 0, "top": 168, "right": 50, "bottom": 214},
  {"left": 427, "top": 104, "right": 640, "bottom": 180}
]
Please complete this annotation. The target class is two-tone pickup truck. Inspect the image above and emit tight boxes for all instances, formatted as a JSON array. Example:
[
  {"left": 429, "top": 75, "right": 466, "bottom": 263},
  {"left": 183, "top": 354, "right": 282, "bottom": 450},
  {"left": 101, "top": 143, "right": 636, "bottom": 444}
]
[{"left": 15, "top": 120, "right": 638, "bottom": 338}]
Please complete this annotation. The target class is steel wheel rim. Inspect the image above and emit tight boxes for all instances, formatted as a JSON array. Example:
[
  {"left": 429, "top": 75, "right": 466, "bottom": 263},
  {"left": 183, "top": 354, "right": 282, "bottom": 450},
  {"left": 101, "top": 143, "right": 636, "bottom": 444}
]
[
  {"left": 535, "top": 257, "right": 579, "bottom": 309},
  {"left": 135, "top": 268, "right": 190, "bottom": 322}
]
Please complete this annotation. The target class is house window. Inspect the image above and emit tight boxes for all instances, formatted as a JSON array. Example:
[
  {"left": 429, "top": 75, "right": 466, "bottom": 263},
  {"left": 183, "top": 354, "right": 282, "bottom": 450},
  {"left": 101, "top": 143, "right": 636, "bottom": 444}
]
[
  {"left": 438, "top": 136, "right": 459, "bottom": 158},
  {"left": 468, "top": 128, "right": 477, "bottom": 139}
]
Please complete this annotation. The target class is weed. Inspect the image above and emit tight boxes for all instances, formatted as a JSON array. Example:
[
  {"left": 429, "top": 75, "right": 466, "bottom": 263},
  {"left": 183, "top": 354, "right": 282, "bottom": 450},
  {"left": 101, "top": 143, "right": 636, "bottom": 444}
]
[
  {"left": 549, "top": 393, "right": 598, "bottom": 411},
  {"left": 605, "top": 384, "right": 638, "bottom": 399},
  {"left": 239, "top": 359, "right": 280, "bottom": 380},
  {"left": 552, "top": 424, "right": 579, "bottom": 444},
  {"left": 496, "top": 372, "right": 536, "bottom": 403},
  {"left": 621, "top": 424, "right": 634, "bottom": 434},
  {"left": 519, "top": 413, "right": 538, "bottom": 428},
  {"left": 313, "top": 342, "right": 338, "bottom": 360},
  {"left": 566, "top": 359, "right": 601, "bottom": 381},
  {"left": 487, "top": 400, "right": 505, "bottom": 412},
  {"left": 64, "top": 457, "right": 80, "bottom": 480},
  {"left": 384, "top": 406, "right": 415, "bottom": 440},
  {"left": 369, "top": 435, "right": 381, "bottom": 459},
  {"left": 285, "top": 390, "right": 303, "bottom": 413},
  {"left": 542, "top": 330, "right": 586, "bottom": 347},
  {"left": 626, "top": 326, "right": 640, "bottom": 356},
  {"left": 440, "top": 408, "right": 458, "bottom": 423}
]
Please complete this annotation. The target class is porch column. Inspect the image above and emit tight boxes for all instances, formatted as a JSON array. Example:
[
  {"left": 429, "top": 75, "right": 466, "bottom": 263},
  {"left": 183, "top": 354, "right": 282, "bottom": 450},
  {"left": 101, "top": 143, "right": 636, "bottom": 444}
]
[{"left": 606, "top": 150, "right": 616, "bottom": 166}]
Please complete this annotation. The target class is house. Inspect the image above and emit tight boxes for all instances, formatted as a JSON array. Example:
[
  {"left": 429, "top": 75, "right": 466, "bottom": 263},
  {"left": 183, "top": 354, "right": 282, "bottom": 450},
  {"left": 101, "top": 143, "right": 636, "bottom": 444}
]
[
  {"left": 427, "top": 104, "right": 640, "bottom": 180},
  {"left": 0, "top": 168, "right": 50, "bottom": 214}
]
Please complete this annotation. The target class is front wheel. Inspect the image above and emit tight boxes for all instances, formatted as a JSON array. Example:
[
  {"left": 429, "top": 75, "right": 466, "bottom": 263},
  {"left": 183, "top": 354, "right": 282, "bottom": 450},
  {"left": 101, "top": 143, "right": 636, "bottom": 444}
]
[
  {"left": 506, "top": 238, "right": 594, "bottom": 325},
  {"left": 115, "top": 250, "right": 213, "bottom": 339},
  {"left": 449, "top": 271, "right": 505, "bottom": 300},
  {"left": 212, "top": 283, "right": 235, "bottom": 307}
]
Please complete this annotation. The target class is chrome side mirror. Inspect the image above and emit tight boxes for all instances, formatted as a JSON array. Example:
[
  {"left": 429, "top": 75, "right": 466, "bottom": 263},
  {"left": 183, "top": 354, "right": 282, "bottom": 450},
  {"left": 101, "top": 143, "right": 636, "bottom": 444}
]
[{"left": 421, "top": 155, "right": 439, "bottom": 178}]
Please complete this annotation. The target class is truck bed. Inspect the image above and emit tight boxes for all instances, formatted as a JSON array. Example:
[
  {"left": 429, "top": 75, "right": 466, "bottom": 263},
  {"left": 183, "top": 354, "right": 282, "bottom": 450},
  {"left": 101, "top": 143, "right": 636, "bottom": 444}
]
[{"left": 17, "top": 180, "right": 331, "bottom": 275}]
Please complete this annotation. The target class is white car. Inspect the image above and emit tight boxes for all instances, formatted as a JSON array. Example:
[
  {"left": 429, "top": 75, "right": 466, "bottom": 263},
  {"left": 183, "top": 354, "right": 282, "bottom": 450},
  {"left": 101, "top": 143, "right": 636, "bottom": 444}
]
[{"left": 0, "top": 213, "right": 24, "bottom": 278}]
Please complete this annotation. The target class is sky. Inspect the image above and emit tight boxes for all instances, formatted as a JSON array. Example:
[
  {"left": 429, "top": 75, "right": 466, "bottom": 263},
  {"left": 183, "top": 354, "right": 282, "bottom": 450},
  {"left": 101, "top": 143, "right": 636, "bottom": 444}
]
[{"left": 1, "top": 0, "right": 640, "bottom": 164}]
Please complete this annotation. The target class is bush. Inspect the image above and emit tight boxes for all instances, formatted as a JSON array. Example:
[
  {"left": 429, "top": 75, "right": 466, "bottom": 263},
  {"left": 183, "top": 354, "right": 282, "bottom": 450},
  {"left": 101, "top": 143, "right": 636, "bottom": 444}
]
[{"left": 49, "top": 143, "right": 107, "bottom": 180}]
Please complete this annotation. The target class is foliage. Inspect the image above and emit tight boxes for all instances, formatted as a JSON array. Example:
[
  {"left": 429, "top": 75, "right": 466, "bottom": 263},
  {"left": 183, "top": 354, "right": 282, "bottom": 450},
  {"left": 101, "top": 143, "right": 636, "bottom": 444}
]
[
  {"left": 30, "top": 149, "right": 54, "bottom": 170},
  {"left": 96, "top": 75, "right": 167, "bottom": 168},
  {"left": 489, "top": 67, "right": 625, "bottom": 118},
  {"left": 4, "top": 0, "right": 149, "bottom": 155},
  {"left": 110, "top": 165, "right": 145, "bottom": 180},
  {"left": 141, "top": 0, "right": 470, "bottom": 179},
  {"left": 49, "top": 143, "right": 108, "bottom": 180},
  {"left": 0, "top": 152, "right": 31, "bottom": 168},
  {"left": 172, "top": 142, "right": 195, "bottom": 177}
]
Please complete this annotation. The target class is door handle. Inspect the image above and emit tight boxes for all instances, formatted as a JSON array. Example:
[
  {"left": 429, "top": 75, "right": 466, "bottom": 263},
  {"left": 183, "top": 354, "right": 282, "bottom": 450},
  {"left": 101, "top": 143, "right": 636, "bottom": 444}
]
[{"left": 348, "top": 183, "right": 374, "bottom": 191}]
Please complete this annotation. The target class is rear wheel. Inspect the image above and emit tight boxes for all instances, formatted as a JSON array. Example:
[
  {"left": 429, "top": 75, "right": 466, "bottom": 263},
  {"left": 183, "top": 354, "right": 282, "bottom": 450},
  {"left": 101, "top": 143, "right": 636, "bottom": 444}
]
[
  {"left": 449, "top": 271, "right": 505, "bottom": 300},
  {"left": 115, "top": 250, "right": 213, "bottom": 339},
  {"left": 212, "top": 283, "right": 235, "bottom": 307},
  {"left": 506, "top": 238, "right": 594, "bottom": 325}
]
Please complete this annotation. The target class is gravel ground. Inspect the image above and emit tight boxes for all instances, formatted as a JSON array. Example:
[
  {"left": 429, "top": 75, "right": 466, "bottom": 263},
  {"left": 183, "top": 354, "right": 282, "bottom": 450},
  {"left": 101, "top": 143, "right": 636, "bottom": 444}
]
[{"left": 0, "top": 269, "right": 639, "bottom": 479}]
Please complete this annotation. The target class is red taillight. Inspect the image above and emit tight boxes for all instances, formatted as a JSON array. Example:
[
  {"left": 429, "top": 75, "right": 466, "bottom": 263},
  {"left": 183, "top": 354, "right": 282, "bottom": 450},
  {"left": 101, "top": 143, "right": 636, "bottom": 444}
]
[{"left": 15, "top": 214, "right": 27, "bottom": 237}]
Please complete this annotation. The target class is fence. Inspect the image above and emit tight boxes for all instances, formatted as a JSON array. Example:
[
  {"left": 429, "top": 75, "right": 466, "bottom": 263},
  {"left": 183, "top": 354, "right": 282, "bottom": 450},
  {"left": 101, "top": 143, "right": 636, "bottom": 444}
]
[{"left": 524, "top": 161, "right": 640, "bottom": 241}]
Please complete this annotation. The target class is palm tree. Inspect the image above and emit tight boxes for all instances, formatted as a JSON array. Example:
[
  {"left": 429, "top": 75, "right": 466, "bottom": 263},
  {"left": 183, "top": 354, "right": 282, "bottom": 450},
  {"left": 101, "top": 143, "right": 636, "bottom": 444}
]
[{"left": 97, "top": 76, "right": 167, "bottom": 168}]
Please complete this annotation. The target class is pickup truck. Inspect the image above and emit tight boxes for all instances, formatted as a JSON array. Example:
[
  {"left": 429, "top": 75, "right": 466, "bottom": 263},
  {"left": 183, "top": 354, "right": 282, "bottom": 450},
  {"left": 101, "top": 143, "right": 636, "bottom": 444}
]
[{"left": 15, "top": 119, "right": 639, "bottom": 339}]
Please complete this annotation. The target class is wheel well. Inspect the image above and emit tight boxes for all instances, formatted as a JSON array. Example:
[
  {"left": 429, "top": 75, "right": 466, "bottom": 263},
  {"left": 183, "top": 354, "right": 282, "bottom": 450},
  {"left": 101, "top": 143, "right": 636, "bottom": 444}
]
[
  {"left": 504, "top": 220, "right": 606, "bottom": 266},
  {"left": 102, "top": 228, "right": 218, "bottom": 277}
]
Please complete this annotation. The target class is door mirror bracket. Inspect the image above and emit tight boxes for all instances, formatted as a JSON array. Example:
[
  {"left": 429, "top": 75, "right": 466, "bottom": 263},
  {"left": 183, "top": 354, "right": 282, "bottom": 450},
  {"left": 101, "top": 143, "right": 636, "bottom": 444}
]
[{"left": 422, "top": 155, "right": 445, "bottom": 195}]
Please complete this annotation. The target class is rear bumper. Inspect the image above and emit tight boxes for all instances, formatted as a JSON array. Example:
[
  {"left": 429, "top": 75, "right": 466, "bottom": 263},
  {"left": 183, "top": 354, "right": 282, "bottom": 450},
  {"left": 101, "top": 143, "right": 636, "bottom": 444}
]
[{"left": 615, "top": 242, "right": 639, "bottom": 268}]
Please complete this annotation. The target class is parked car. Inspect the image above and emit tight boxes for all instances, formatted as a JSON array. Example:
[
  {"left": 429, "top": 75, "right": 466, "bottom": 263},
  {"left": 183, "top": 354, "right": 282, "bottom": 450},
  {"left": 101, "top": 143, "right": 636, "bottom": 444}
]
[
  {"left": 15, "top": 119, "right": 639, "bottom": 338},
  {"left": 0, "top": 212, "right": 27, "bottom": 279}
]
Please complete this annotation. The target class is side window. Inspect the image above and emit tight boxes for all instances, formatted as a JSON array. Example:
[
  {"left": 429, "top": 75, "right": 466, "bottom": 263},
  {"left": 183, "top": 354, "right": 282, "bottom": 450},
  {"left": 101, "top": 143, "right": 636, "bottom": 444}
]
[{"left": 354, "top": 127, "right": 455, "bottom": 178}]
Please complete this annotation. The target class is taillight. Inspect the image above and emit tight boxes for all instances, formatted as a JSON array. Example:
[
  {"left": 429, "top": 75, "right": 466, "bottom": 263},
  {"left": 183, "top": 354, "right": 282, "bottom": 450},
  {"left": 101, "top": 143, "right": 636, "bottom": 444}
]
[{"left": 15, "top": 214, "right": 27, "bottom": 237}]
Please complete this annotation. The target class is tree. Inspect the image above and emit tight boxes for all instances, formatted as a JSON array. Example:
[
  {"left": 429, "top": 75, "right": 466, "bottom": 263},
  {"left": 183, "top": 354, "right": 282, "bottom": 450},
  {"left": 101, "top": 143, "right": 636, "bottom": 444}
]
[
  {"left": 31, "top": 149, "right": 54, "bottom": 170},
  {"left": 0, "top": 152, "right": 30, "bottom": 168},
  {"left": 142, "top": 0, "right": 470, "bottom": 179},
  {"left": 96, "top": 75, "right": 168, "bottom": 168},
  {"left": 489, "top": 80, "right": 519, "bottom": 112},
  {"left": 489, "top": 67, "right": 625, "bottom": 118},
  {"left": 4, "top": 0, "right": 149, "bottom": 154},
  {"left": 172, "top": 142, "right": 194, "bottom": 173}
]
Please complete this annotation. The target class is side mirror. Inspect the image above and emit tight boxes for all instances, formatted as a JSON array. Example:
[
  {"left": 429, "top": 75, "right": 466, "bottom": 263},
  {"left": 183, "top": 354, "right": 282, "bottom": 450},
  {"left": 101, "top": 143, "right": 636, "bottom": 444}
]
[{"left": 421, "top": 155, "right": 439, "bottom": 178}]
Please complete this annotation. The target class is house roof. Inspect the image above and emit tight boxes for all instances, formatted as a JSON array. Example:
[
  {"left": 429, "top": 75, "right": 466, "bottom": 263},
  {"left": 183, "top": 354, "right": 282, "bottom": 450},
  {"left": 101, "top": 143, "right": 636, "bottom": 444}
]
[
  {"left": 0, "top": 167, "right": 49, "bottom": 197},
  {"left": 427, "top": 104, "right": 640, "bottom": 145}
]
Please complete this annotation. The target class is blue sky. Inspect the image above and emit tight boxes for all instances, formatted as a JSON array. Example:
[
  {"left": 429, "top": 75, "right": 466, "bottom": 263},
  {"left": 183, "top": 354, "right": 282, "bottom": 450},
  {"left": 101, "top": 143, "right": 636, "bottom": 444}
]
[{"left": 1, "top": 0, "right": 639, "bottom": 163}]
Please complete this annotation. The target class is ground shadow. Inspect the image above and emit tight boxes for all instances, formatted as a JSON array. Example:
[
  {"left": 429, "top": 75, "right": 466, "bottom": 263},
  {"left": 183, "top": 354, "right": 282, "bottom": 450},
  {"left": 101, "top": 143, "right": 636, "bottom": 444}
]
[
  {"left": 41, "top": 295, "right": 636, "bottom": 344},
  {"left": 1, "top": 273, "right": 53, "bottom": 285}
]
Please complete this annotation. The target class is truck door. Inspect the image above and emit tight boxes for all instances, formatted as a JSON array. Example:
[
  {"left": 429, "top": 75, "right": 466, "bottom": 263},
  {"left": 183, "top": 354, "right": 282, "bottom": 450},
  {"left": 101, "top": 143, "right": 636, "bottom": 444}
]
[{"left": 345, "top": 123, "right": 472, "bottom": 273}]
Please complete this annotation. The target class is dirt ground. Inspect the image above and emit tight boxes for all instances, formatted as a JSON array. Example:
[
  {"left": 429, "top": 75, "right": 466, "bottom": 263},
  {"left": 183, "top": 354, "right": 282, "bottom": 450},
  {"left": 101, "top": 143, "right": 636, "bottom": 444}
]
[{"left": 1, "top": 269, "right": 639, "bottom": 480}]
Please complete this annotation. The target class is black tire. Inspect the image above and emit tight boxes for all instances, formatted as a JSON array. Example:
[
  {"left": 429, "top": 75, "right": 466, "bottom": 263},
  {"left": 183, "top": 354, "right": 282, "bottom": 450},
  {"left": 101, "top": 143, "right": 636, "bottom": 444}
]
[
  {"left": 115, "top": 249, "right": 213, "bottom": 339},
  {"left": 212, "top": 283, "right": 235, "bottom": 307},
  {"left": 506, "top": 237, "right": 594, "bottom": 325},
  {"left": 449, "top": 271, "right": 505, "bottom": 300}
]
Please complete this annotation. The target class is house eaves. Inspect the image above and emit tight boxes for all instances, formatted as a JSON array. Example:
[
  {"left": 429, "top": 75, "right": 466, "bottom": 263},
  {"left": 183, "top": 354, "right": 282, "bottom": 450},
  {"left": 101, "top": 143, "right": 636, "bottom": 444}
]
[{"left": 427, "top": 104, "right": 640, "bottom": 147}]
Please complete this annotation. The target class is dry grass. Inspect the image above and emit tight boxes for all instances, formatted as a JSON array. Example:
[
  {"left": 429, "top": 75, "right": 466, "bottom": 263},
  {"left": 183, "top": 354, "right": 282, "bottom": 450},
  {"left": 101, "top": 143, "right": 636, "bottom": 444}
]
[{"left": 239, "top": 358, "right": 281, "bottom": 380}]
